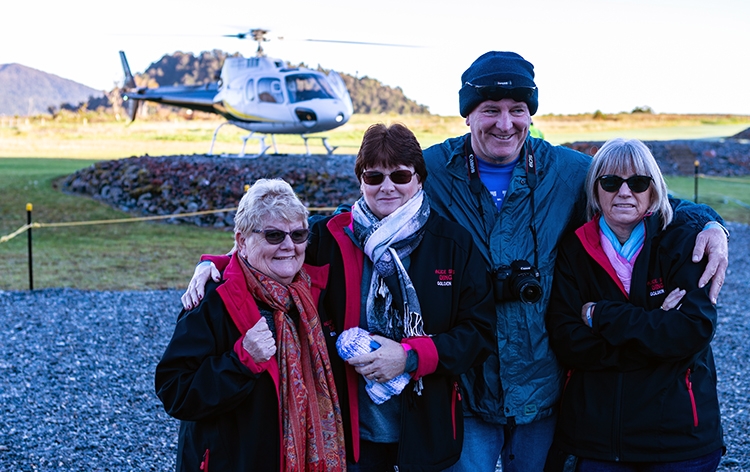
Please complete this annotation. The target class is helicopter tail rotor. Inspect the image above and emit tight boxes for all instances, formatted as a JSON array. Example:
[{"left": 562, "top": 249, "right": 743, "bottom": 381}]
[
  {"left": 118, "top": 51, "right": 140, "bottom": 122},
  {"left": 119, "top": 51, "right": 137, "bottom": 89},
  {"left": 123, "top": 97, "right": 140, "bottom": 122}
]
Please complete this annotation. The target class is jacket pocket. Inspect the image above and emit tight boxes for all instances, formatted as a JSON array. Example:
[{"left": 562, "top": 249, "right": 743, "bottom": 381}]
[{"left": 685, "top": 369, "right": 699, "bottom": 427}]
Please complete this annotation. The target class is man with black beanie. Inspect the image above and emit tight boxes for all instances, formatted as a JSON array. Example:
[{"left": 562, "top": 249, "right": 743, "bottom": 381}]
[{"left": 423, "top": 51, "right": 729, "bottom": 472}]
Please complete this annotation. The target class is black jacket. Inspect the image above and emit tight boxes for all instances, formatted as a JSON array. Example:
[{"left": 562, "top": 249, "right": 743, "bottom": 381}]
[
  {"left": 306, "top": 210, "right": 496, "bottom": 471},
  {"left": 546, "top": 213, "right": 723, "bottom": 463},
  {"left": 155, "top": 283, "right": 279, "bottom": 471},
  {"left": 155, "top": 254, "right": 331, "bottom": 472}
]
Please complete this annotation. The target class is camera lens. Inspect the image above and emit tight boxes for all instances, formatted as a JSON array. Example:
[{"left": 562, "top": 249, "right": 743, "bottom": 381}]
[{"left": 518, "top": 281, "right": 543, "bottom": 304}]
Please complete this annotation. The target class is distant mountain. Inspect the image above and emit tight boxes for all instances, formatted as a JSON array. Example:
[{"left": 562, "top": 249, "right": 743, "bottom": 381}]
[{"left": 0, "top": 63, "right": 103, "bottom": 116}]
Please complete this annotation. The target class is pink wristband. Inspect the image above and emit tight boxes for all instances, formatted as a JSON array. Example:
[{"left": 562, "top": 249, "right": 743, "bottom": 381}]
[{"left": 401, "top": 343, "right": 412, "bottom": 352}]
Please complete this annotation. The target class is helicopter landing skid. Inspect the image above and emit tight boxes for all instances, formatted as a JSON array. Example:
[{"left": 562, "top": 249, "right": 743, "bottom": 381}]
[
  {"left": 207, "top": 122, "right": 339, "bottom": 158},
  {"left": 207, "top": 123, "right": 274, "bottom": 158},
  {"left": 239, "top": 132, "right": 275, "bottom": 158},
  {"left": 301, "top": 135, "right": 339, "bottom": 156}
]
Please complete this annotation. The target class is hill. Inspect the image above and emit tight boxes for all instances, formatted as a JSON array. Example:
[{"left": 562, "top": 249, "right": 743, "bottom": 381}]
[{"left": 0, "top": 63, "right": 103, "bottom": 116}]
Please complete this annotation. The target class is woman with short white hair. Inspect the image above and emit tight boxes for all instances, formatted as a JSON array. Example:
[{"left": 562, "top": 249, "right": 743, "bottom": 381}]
[{"left": 156, "top": 178, "right": 346, "bottom": 471}]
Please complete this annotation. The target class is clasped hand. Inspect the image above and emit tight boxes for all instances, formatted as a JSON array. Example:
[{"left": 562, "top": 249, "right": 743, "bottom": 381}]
[
  {"left": 242, "top": 318, "right": 276, "bottom": 364},
  {"left": 347, "top": 335, "right": 407, "bottom": 383}
]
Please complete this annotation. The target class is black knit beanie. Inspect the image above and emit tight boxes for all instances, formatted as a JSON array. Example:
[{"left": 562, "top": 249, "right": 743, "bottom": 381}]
[{"left": 459, "top": 51, "right": 538, "bottom": 117}]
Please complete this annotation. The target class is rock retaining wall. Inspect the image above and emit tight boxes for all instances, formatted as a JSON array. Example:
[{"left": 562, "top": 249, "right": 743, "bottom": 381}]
[{"left": 60, "top": 137, "right": 750, "bottom": 228}]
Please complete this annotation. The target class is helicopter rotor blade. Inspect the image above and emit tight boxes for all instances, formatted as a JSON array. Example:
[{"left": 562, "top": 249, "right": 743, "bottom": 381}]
[
  {"left": 301, "top": 38, "right": 423, "bottom": 48},
  {"left": 223, "top": 28, "right": 421, "bottom": 48}
]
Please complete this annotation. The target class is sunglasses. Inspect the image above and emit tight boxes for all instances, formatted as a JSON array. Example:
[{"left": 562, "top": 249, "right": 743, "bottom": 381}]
[
  {"left": 252, "top": 228, "right": 309, "bottom": 245},
  {"left": 598, "top": 175, "right": 653, "bottom": 193},
  {"left": 361, "top": 170, "right": 415, "bottom": 185},
  {"left": 464, "top": 81, "right": 537, "bottom": 102}
]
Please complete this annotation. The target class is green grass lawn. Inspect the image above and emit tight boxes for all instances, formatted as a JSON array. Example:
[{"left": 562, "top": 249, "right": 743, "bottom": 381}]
[
  {"left": 665, "top": 175, "right": 750, "bottom": 224},
  {"left": 0, "top": 158, "right": 231, "bottom": 291}
]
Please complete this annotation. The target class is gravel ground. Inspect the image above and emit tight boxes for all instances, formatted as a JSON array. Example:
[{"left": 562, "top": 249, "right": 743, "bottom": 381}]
[{"left": 0, "top": 223, "right": 748, "bottom": 471}]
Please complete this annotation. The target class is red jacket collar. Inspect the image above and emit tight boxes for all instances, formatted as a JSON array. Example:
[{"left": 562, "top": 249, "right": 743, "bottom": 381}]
[{"left": 575, "top": 218, "right": 629, "bottom": 298}]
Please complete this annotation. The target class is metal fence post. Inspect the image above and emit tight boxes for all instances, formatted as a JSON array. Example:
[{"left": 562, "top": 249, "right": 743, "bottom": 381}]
[
  {"left": 27, "top": 203, "right": 33, "bottom": 290},
  {"left": 694, "top": 160, "right": 700, "bottom": 203}
]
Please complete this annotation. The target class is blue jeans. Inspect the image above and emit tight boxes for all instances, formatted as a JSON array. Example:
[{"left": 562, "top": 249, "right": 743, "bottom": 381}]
[
  {"left": 445, "top": 414, "right": 557, "bottom": 472},
  {"left": 576, "top": 448, "right": 722, "bottom": 472}
]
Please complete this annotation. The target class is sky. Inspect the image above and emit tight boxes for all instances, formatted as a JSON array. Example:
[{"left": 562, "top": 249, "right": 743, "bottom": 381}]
[{"left": 1, "top": 0, "right": 749, "bottom": 117}]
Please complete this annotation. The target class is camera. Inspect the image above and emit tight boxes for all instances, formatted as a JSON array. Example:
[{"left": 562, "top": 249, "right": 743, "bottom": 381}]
[{"left": 493, "top": 260, "right": 543, "bottom": 304}]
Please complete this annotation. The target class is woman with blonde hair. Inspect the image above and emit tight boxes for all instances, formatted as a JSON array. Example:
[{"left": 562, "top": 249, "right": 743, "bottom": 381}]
[{"left": 546, "top": 138, "right": 724, "bottom": 471}]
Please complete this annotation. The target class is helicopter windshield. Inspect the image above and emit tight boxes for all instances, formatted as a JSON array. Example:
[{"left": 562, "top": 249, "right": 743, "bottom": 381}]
[{"left": 285, "top": 74, "right": 335, "bottom": 103}]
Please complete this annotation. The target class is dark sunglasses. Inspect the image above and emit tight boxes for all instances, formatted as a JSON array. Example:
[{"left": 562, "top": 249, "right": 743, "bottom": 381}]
[
  {"left": 252, "top": 228, "right": 309, "bottom": 245},
  {"left": 598, "top": 175, "right": 653, "bottom": 193},
  {"left": 361, "top": 170, "right": 415, "bottom": 185},
  {"left": 464, "top": 81, "right": 537, "bottom": 102}
]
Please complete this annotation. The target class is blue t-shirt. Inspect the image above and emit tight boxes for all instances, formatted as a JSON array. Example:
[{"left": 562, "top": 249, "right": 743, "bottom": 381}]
[{"left": 477, "top": 157, "right": 519, "bottom": 211}]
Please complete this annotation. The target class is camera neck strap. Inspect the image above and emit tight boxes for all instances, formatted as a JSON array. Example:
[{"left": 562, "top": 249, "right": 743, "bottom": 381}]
[
  {"left": 463, "top": 135, "right": 537, "bottom": 190},
  {"left": 464, "top": 135, "right": 539, "bottom": 268}
]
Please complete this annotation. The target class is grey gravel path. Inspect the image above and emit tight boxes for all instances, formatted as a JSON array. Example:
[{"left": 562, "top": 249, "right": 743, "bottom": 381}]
[{"left": 1, "top": 223, "right": 748, "bottom": 471}]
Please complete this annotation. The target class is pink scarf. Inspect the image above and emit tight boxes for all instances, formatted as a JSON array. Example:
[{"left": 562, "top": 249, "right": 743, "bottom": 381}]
[{"left": 599, "top": 233, "right": 642, "bottom": 295}]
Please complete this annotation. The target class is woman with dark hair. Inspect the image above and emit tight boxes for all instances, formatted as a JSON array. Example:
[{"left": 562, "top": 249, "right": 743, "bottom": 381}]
[
  {"left": 185, "top": 123, "right": 496, "bottom": 471},
  {"left": 546, "top": 138, "right": 724, "bottom": 471}
]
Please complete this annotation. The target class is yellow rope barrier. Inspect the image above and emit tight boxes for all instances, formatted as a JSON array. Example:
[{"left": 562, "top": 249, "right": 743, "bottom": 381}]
[
  {"left": 0, "top": 224, "right": 32, "bottom": 244},
  {"left": 698, "top": 174, "right": 750, "bottom": 184},
  {"left": 33, "top": 207, "right": 241, "bottom": 228},
  {"left": 0, "top": 206, "right": 340, "bottom": 244}
]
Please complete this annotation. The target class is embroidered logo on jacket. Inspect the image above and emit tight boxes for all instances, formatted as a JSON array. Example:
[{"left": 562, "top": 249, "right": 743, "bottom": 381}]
[
  {"left": 648, "top": 277, "right": 665, "bottom": 297},
  {"left": 435, "top": 268, "right": 454, "bottom": 287},
  {"left": 322, "top": 319, "right": 337, "bottom": 337}
]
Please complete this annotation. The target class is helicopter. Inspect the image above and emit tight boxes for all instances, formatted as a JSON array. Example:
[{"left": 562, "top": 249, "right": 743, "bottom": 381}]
[{"left": 119, "top": 28, "right": 354, "bottom": 156}]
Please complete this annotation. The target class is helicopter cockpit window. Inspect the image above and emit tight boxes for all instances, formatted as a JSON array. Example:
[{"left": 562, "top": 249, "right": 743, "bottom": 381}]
[
  {"left": 258, "top": 78, "right": 283, "bottom": 103},
  {"left": 286, "top": 74, "right": 335, "bottom": 103},
  {"left": 245, "top": 79, "right": 255, "bottom": 101}
]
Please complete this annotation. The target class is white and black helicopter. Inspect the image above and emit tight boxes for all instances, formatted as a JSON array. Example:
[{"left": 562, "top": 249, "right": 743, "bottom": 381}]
[{"left": 119, "top": 29, "right": 355, "bottom": 156}]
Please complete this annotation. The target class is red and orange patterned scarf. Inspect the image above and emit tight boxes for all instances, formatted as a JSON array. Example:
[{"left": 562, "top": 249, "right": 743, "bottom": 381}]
[{"left": 239, "top": 259, "right": 346, "bottom": 471}]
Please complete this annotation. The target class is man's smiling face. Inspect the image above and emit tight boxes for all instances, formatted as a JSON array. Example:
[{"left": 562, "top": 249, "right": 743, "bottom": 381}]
[{"left": 466, "top": 98, "right": 531, "bottom": 165}]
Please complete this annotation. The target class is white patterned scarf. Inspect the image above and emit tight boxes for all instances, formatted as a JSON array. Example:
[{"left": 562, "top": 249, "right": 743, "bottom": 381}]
[{"left": 352, "top": 190, "right": 429, "bottom": 343}]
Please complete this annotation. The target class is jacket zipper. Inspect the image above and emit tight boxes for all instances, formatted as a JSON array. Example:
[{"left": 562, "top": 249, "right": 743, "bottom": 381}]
[
  {"left": 563, "top": 369, "right": 573, "bottom": 396},
  {"left": 200, "top": 448, "right": 209, "bottom": 471},
  {"left": 452, "top": 381, "right": 462, "bottom": 440},
  {"left": 686, "top": 369, "right": 699, "bottom": 427},
  {"left": 613, "top": 373, "right": 623, "bottom": 461}
]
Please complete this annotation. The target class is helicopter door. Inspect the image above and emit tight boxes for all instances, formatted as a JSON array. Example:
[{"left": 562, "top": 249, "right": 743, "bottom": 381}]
[{"left": 258, "top": 78, "right": 284, "bottom": 104}]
